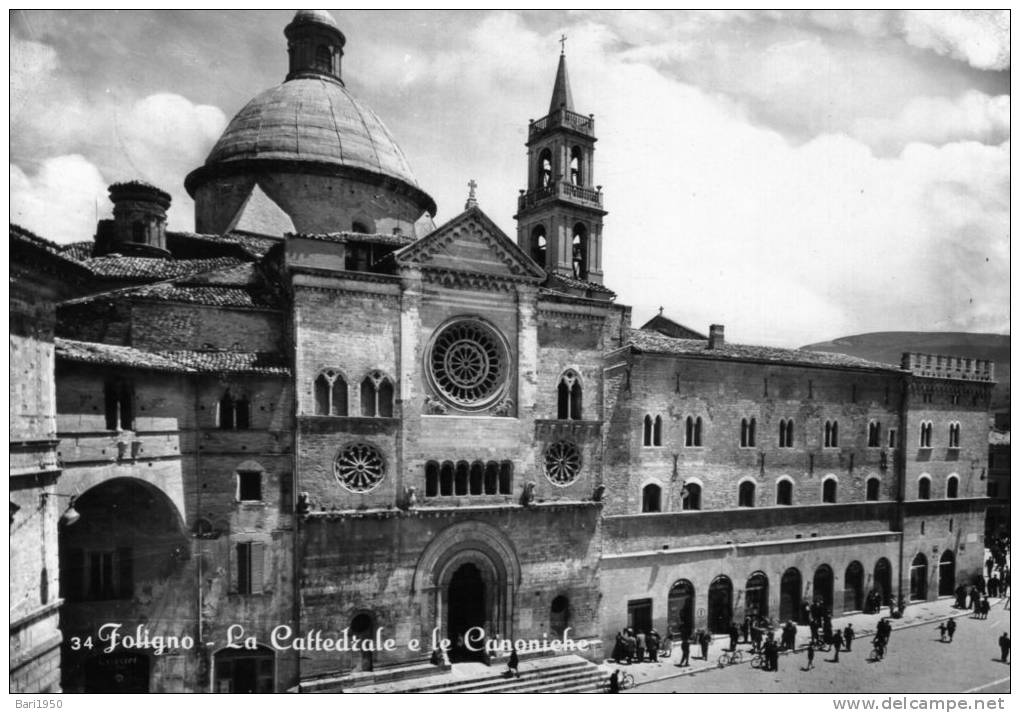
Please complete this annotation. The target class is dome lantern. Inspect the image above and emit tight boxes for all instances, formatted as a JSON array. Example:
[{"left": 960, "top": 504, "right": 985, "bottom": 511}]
[{"left": 284, "top": 10, "right": 346, "bottom": 83}]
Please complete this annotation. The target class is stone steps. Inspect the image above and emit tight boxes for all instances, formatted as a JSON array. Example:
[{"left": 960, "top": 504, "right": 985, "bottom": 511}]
[{"left": 347, "top": 655, "right": 607, "bottom": 694}]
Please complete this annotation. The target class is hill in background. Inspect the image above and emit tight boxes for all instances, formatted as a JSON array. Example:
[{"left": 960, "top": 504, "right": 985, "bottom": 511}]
[{"left": 801, "top": 332, "right": 1010, "bottom": 413}]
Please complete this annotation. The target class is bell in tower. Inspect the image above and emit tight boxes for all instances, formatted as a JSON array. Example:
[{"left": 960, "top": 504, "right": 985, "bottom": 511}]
[{"left": 514, "top": 42, "right": 608, "bottom": 292}]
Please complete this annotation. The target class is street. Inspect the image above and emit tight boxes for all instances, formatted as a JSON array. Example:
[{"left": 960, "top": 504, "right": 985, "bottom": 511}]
[{"left": 628, "top": 605, "right": 1010, "bottom": 694}]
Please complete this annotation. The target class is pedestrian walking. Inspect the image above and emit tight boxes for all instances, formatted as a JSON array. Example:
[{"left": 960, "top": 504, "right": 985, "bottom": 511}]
[
  {"left": 843, "top": 623, "right": 854, "bottom": 652},
  {"left": 806, "top": 641, "right": 815, "bottom": 670},
  {"left": 742, "top": 616, "right": 752, "bottom": 643},
  {"left": 729, "top": 622, "right": 739, "bottom": 652},
  {"left": 999, "top": 632, "right": 1010, "bottom": 663},
  {"left": 937, "top": 622, "right": 947, "bottom": 641},
  {"left": 700, "top": 630, "right": 711, "bottom": 661},
  {"left": 647, "top": 629, "right": 659, "bottom": 663},
  {"left": 679, "top": 636, "right": 691, "bottom": 667},
  {"left": 608, "top": 669, "right": 621, "bottom": 693},
  {"left": 946, "top": 618, "right": 957, "bottom": 643},
  {"left": 506, "top": 647, "right": 520, "bottom": 678},
  {"left": 832, "top": 631, "right": 843, "bottom": 662}
]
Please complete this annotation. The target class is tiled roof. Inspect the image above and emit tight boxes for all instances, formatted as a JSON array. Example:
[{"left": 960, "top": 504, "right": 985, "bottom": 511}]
[
  {"left": 10, "top": 224, "right": 67, "bottom": 254},
  {"left": 167, "top": 230, "right": 282, "bottom": 258},
  {"left": 81, "top": 255, "right": 244, "bottom": 280},
  {"left": 56, "top": 338, "right": 290, "bottom": 375},
  {"left": 126, "top": 281, "right": 281, "bottom": 308},
  {"left": 548, "top": 273, "right": 616, "bottom": 295},
  {"left": 59, "top": 241, "right": 95, "bottom": 261},
  {"left": 288, "top": 230, "right": 415, "bottom": 247},
  {"left": 626, "top": 329, "right": 902, "bottom": 372}
]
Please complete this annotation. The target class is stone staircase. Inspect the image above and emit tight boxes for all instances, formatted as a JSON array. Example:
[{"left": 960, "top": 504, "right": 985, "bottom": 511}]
[{"left": 342, "top": 654, "right": 607, "bottom": 694}]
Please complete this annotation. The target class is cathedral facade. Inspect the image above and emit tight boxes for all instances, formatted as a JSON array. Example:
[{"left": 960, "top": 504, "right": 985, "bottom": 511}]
[{"left": 10, "top": 11, "right": 993, "bottom": 693}]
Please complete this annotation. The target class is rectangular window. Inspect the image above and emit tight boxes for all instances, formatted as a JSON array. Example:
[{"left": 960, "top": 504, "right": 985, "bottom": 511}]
[
  {"left": 83, "top": 547, "right": 133, "bottom": 601},
  {"left": 238, "top": 471, "right": 262, "bottom": 502},
  {"left": 888, "top": 429, "right": 897, "bottom": 449},
  {"left": 627, "top": 598, "right": 653, "bottom": 634},
  {"left": 235, "top": 542, "right": 265, "bottom": 595}
]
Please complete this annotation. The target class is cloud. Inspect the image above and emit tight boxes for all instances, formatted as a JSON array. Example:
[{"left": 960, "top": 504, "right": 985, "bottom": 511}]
[
  {"left": 9, "top": 35, "right": 227, "bottom": 235},
  {"left": 901, "top": 11, "right": 1010, "bottom": 71},
  {"left": 852, "top": 91, "right": 1009, "bottom": 153},
  {"left": 10, "top": 155, "right": 108, "bottom": 244}
]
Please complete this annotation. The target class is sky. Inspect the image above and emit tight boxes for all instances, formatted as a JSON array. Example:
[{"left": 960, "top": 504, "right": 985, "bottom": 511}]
[{"left": 8, "top": 10, "right": 1010, "bottom": 348}]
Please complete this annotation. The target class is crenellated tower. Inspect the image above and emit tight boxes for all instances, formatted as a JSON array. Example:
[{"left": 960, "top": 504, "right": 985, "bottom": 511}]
[{"left": 515, "top": 49, "right": 607, "bottom": 286}]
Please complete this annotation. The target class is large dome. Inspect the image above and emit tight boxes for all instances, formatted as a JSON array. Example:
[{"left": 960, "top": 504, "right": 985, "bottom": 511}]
[{"left": 197, "top": 76, "right": 421, "bottom": 190}]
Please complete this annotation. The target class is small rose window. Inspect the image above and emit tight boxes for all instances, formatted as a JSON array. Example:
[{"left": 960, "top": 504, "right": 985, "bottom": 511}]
[
  {"left": 544, "top": 440, "right": 581, "bottom": 486},
  {"left": 334, "top": 443, "right": 386, "bottom": 493}
]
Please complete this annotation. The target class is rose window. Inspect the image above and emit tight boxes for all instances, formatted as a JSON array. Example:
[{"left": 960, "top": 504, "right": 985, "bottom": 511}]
[
  {"left": 427, "top": 319, "right": 509, "bottom": 410},
  {"left": 334, "top": 443, "right": 386, "bottom": 493},
  {"left": 544, "top": 440, "right": 581, "bottom": 486}
]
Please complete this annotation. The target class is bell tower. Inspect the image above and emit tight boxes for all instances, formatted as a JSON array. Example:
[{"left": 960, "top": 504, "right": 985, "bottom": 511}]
[{"left": 515, "top": 46, "right": 607, "bottom": 285}]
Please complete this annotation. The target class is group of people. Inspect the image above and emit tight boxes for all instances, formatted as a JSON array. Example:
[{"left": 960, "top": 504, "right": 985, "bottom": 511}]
[
  {"left": 610, "top": 628, "right": 662, "bottom": 664},
  {"left": 936, "top": 618, "right": 958, "bottom": 643}
]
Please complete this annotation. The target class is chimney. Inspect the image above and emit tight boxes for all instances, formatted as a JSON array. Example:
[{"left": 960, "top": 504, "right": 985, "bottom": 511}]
[{"left": 708, "top": 324, "right": 725, "bottom": 349}]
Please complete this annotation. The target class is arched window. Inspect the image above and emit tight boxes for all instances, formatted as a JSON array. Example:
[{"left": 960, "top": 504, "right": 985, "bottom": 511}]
[
  {"left": 484, "top": 461, "right": 499, "bottom": 495},
  {"left": 314, "top": 44, "right": 332, "bottom": 73},
  {"left": 938, "top": 550, "right": 956, "bottom": 597},
  {"left": 642, "top": 483, "right": 661, "bottom": 513},
  {"left": 643, "top": 415, "right": 653, "bottom": 447},
  {"left": 946, "top": 474, "right": 959, "bottom": 499},
  {"left": 454, "top": 461, "right": 469, "bottom": 496},
  {"left": 131, "top": 221, "right": 146, "bottom": 243},
  {"left": 653, "top": 415, "right": 663, "bottom": 446},
  {"left": 707, "top": 575, "right": 732, "bottom": 634},
  {"left": 776, "top": 478, "right": 793, "bottom": 506},
  {"left": 360, "top": 372, "right": 394, "bottom": 418},
  {"left": 498, "top": 461, "right": 513, "bottom": 495},
  {"left": 538, "top": 149, "right": 553, "bottom": 188},
  {"left": 425, "top": 461, "right": 439, "bottom": 497},
  {"left": 681, "top": 481, "right": 701, "bottom": 511},
  {"left": 469, "top": 461, "right": 484, "bottom": 495},
  {"left": 738, "top": 480, "right": 756, "bottom": 507},
  {"left": 779, "top": 418, "right": 794, "bottom": 448},
  {"left": 865, "top": 477, "right": 880, "bottom": 501},
  {"left": 104, "top": 380, "right": 134, "bottom": 431},
  {"left": 439, "top": 461, "right": 454, "bottom": 496},
  {"left": 685, "top": 417, "right": 694, "bottom": 447},
  {"left": 218, "top": 389, "right": 249, "bottom": 430},
  {"left": 694, "top": 417, "right": 703, "bottom": 446},
  {"left": 314, "top": 370, "right": 348, "bottom": 416},
  {"left": 822, "top": 476, "right": 837, "bottom": 503},
  {"left": 868, "top": 420, "right": 881, "bottom": 447},
  {"left": 917, "top": 475, "right": 931, "bottom": 500},
  {"left": 557, "top": 370, "right": 582, "bottom": 420},
  {"left": 919, "top": 421, "right": 933, "bottom": 448},
  {"left": 571, "top": 224, "right": 588, "bottom": 280},
  {"left": 569, "top": 146, "right": 582, "bottom": 186},
  {"left": 741, "top": 418, "right": 757, "bottom": 447},
  {"left": 948, "top": 422, "right": 960, "bottom": 448},
  {"left": 824, "top": 420, "right": 839, "bottom": 448},
  {"left": 530, "top": 225, "right": 547, "bottom": 267}
]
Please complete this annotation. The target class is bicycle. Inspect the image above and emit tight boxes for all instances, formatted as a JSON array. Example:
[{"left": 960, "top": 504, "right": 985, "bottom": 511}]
[
  {"left": 603, "top": 671, "right": 636, "bottom": 692},
  {"left": 717, "top": 649, "right": 744, "bottom": 668},
  {"left": 749, "top": 652, "right": 765, "bottom": 669}
]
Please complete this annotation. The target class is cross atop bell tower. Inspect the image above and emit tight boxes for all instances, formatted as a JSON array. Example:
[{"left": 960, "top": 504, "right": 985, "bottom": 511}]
[{"left": 514, "top": 49, "right": 607, "bottom": 286}]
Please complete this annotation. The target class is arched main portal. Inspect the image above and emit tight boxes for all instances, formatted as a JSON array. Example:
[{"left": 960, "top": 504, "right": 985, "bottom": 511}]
[
  {"left": 780, "top": 568, "right": 803, "bottom": 623},
  {"left": 667, "top": 579, "right": 695, "bottom": 637},
  {"left": 938, "top": 550, "right": 956, "bottom": 597},
  {"left": 412, "top": 520, "right": 521, "bottom": 658},
  {"left": 708, "top": 576, "right": 733, "bottom": 634},
  {"left": 843, "top": 561, "right": 865, "bottom": 613}
]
